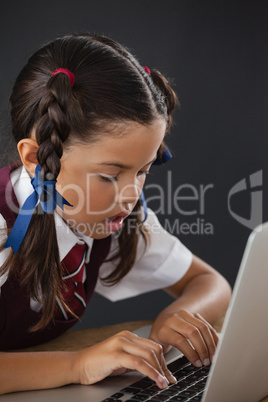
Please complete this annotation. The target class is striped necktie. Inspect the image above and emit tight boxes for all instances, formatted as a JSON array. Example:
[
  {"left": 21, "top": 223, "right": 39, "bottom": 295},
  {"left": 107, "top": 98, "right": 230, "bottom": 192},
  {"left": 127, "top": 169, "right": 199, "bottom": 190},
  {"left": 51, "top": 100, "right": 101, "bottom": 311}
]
[{"left": 55, "top": 243, "right": 87, "bottom": 320}]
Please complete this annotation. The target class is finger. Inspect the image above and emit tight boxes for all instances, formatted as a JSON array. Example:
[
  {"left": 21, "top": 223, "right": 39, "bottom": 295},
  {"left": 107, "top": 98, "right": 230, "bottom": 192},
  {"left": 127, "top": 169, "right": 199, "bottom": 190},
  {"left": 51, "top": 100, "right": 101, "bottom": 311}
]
[
  {"left": 120, "top": 334, "right": 176, "bottom": 384},
  {"left": 184, "top": 323, "right": 212, "bottom": 366},
  {"left": 195, "top": 313, "right": 219, "bottom": 345},
  {"left": 156, "top": 314, "right": 210, "bottom": 366},
  {"left": 170, "top": 311, "right": 217, "bottom": 365},
  {"left": 124, "top": 333, "right": 176, "bottom": 384},
  {"left": 156, "top": 326, "right": 204, "bottom": 367},
  {"left": 120, "top": 336, "right": 165, "bottom": 376},
  {"left": 180, "top": 312, "right": 217, "bottom": 364},
  {"left": 118, "top": 352, "right": 169, "bottom": 389},
  {"left": 194, "top": 313, "right": 219, "bottom": 361},
  {"left": 175, "top": 317, "right": 215, "bottom": 365},
  {"left": 135, "top": 336, "right": 177, "bottom": 384},
  {"left": 159, "top": 350, "right": 177, "bottom": 384},
  {"left": 105, "top": 331, "right": 170, "bottom": 389}
]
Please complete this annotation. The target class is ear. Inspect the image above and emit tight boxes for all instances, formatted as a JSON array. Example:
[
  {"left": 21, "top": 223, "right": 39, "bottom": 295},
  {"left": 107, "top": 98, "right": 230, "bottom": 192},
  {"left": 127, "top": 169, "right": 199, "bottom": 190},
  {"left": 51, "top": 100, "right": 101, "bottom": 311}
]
[{"left": 17, "top": 138, "right": 39, "bottom": 176}]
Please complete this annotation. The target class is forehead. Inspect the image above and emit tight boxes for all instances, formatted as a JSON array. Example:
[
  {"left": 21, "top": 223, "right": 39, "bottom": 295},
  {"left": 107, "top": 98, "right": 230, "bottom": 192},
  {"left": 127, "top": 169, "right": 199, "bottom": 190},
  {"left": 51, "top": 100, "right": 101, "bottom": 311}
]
[{"left": 62, "top": 119, "right": 166, "bottom": 165}]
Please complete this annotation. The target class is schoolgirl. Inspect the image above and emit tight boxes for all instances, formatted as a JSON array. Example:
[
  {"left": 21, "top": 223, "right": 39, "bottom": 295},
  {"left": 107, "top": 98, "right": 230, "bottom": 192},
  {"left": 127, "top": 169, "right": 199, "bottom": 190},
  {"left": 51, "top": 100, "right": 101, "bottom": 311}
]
[{"left": 0, "top": 33, "right": 231, "bottom": 394}]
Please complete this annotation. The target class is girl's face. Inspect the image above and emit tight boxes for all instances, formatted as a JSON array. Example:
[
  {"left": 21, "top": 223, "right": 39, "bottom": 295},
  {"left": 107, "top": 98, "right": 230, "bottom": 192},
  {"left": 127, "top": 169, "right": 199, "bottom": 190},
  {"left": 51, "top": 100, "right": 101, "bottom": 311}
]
[{"left": 57, "top": 119, "right": 166, "bottom": 238}]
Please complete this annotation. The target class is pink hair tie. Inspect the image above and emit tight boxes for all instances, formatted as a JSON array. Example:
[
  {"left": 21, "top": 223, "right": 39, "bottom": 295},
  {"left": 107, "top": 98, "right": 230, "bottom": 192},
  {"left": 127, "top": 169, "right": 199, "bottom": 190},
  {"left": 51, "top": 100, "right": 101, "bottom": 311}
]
[
  {"left": 51, "top": 68, "right": 75, "bottom": 88},
  {"left": 143, "top": 66, "right": 151, "bottom": 76}
]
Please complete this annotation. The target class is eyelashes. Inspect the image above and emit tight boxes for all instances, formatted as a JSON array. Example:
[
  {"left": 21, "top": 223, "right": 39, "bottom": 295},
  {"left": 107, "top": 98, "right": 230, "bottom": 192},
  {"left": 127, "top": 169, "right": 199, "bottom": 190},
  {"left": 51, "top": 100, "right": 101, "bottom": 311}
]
[
  {"left": 98, "top": 174, "right": 117, "bottom": 183},
  {"left": 98, "top": 171, "right": 151, "bottom": 183}
]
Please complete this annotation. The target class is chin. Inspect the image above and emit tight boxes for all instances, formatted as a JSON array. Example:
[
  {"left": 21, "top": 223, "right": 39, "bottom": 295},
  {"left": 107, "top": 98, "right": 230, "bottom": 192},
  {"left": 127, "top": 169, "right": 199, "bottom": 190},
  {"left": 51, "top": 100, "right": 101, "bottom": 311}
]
[
  {"left": 88, "top": 231, "right": 112, "bottom": 239},
  {"left": 84, "top": 223, "right": 114, "bottom": 239}
]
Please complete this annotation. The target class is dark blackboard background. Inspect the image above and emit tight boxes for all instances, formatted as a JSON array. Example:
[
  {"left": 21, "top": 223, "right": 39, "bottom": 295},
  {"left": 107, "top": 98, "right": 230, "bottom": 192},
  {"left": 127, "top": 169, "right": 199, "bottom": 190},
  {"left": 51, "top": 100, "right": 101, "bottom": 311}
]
[{"left": 0, "top": 0, "right": 267, "bottom": 329}]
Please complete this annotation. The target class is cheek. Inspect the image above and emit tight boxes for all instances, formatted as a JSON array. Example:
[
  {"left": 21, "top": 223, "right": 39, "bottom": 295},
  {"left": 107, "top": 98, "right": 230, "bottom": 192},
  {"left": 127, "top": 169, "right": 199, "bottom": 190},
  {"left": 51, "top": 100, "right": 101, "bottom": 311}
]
[
  {"left": 58, "top": 176, "right": 116, "bottom": 219},
  {"left": 88, "top": 185, "right": 115, "bottom": 213},
  {"left": 135, "top": 176, "right": 147, "bottom": 195},
  {"left": 87, "top": 177, "right": 117, "bottom": 213},
  {"left": 57, "top": 181, "right": 86, "bottom": 214}
]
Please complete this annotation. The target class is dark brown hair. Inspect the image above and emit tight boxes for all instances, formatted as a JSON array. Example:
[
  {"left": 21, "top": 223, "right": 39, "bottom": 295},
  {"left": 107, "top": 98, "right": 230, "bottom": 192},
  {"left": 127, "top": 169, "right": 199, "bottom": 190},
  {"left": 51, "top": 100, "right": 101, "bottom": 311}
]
[{"left": 0, "top": 33, "right": 178, "bottom": 330}]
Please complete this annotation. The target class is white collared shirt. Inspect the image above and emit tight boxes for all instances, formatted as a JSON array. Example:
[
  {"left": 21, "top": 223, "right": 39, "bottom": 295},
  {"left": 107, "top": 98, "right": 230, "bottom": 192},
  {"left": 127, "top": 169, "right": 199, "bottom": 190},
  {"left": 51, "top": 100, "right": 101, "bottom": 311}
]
[{"left": 0, "top": 166, "right": 192, "bottom": 305}]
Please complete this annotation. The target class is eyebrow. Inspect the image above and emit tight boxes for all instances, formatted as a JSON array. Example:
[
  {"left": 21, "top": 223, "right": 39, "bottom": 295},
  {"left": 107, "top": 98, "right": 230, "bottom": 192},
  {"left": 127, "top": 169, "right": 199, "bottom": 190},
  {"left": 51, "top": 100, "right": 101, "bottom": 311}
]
[{"left": 96, "top": 157, "right": 156, "bottom": 169}]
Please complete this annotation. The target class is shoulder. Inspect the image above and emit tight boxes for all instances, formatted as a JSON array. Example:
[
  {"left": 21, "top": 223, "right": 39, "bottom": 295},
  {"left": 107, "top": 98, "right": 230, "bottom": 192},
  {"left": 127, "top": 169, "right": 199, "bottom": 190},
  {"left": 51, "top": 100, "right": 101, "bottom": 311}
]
[
  {"left": 136, "top": 209, "right": 192, "bottom": 263},
  {"left": 95, "top": 209, "right": 193, "bottom": 301},
  {"left": 0, "top": 164, "right": 22, "bottom": 218},
  {"left": 0, "top": 163, "right": 22, "bottom": 190},
  {"left": 0, "top": 213, "right": 8, "bottom": 244},
  {"left": 0, "top": 164, "right": 23, "bottom": 287},
  {"left": 0, "top": 213, "right": 11, "bottom": 288}
]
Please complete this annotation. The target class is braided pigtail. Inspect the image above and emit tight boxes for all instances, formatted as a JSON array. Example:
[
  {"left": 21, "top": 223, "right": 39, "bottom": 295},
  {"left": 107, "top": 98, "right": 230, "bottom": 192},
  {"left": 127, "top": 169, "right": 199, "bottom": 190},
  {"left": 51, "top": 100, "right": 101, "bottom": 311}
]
[
  {"left": 10, "top": 72, "right": 74, "bottom": 331},
  {"left": 36, "top": 73, "right": 73, "bottom": 179}
]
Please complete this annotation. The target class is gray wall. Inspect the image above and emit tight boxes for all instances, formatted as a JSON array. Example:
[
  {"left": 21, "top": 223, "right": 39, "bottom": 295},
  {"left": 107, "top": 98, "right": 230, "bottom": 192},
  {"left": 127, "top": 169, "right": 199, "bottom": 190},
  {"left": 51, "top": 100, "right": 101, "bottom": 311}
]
[{"left": 0, "top": 0, "right": 267, "bottom": 329}]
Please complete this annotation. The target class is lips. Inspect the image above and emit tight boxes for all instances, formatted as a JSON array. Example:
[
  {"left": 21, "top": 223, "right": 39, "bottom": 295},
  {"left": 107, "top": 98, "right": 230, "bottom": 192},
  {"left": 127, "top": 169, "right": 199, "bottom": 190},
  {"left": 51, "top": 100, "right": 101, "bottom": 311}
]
[
  {"left": 105, "top": 212, "right": 129, "bottom": 232},
  {"left": 108, "top": 212, "right": 129, "bottom": 221}
]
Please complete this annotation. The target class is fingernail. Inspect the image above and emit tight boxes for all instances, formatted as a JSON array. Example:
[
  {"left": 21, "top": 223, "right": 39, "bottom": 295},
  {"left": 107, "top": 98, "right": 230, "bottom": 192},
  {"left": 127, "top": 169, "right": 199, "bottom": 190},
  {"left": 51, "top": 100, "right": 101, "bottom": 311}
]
[
  {"left": 194, "top": 359, "right": 202, "bottom": 367},
  {"left": 158, "top": 375, "right": 169, "bottom": 388},
  {"left": 163, "top": 376, "right": 169, "bottom": 387},
  {"left": 203, "top": 358, "right": 210, "bottom": 366},
  {"left": 170, "top": 374, "right": 177, "bottom": 383}
]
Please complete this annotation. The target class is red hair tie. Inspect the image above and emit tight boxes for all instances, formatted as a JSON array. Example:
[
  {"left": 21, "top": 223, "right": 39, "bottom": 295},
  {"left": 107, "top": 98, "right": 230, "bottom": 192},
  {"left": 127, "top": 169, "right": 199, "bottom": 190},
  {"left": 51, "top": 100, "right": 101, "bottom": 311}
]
[
  {"left": 51, "top": 68, "right": 75, "bottom": 88},
  {"left": 143, "top": 66, "right": 151, "bottom": 76}
]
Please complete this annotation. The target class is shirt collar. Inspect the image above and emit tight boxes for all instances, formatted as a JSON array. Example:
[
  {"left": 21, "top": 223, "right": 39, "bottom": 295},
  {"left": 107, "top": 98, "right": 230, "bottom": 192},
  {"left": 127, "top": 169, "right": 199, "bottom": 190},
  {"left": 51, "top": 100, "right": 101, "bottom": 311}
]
[{"left": 11, "top": 165, "right": 94, "bottom": 262}]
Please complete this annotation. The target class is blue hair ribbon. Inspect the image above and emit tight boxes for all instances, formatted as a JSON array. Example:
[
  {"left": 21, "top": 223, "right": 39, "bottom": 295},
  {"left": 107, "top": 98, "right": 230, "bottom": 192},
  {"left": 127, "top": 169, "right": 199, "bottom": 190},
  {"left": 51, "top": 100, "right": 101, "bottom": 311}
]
[
  {"left": 152, "top": 144, "right": 172, "bottom": 166},
  {"left": 140, "top": 190, "right": 148, "bottom": 223},
  {"left": 141, "top": 144, "right": 172, "bottom": 222},
  {"left": 4, "top": 164, "right": 73, "bottom": 254}
]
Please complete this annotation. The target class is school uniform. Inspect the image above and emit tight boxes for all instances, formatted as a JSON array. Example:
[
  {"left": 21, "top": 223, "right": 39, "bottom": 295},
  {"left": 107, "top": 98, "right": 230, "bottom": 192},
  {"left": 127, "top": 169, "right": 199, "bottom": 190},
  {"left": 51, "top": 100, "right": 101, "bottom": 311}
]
[{"left": 0, "top": 164, "right": 192, "bottom": 350}]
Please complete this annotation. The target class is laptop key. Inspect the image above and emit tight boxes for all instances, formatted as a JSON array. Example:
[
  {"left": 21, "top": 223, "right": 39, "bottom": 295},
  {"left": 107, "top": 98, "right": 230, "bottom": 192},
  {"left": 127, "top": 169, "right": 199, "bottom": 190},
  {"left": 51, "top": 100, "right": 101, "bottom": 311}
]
[
  {"left": 182, "top": 364, "right": 199, "bottom": 373},
  {"left": 168, "top": 356, "right": 190, "bottom": 372},
  {"left": 187, "top": 384, "right": 204, "bottom": 392},
  {"left": 140, "top": 388, "right": 158, "bottom": 396},
  {"left": 187, "top": 396, "right": 202, "bottom": 401},
  {"left": 101, "top": 399, "right": 122, "bottom": 402},
  {"left": 131, "top": 379, "right": 153, "bottom": 390},
  {"left": 174, "top": 373, "right": 187, "bottom": 382},
  {"left": 128, "top": 394, "right": 148, "bottom": 401},
  {"left": 197, "top": 379, "right": 207, "bottom": 387},
  {"left": 175, "top": 379, "right": 194, "bottom": 388},
  {"left": 186, "top": 373, "right": 202, "bottom": 382},
  {"left": 148, "top": 395, "right": 169, "bottom": 401},
  {"left": 200, "top": 366, "right": 210, "bottom": 373},
  {"left": 169, "top": 382, "right": 188, "bottom": 391},
  {"left": 147, "top": 385, "right": 162, "bottom": 392},
  {"left": 121, "top": 387, "right": 141, "bottom": 395},
  {"left": 110, "top": 393, "right": 124, "bottom": 399},
  {"left": 177, "top": 389, "right": 198, "bottom": 397},
  {"left": 160, "top": 388, "right": 180, "bottom": 396}
]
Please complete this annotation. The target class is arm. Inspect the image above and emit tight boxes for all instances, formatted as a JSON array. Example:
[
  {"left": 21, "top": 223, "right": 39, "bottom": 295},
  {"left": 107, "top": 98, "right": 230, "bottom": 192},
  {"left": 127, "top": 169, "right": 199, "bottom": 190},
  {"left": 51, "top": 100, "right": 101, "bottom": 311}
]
[
  {"left": 0, "top": 331, "right": 177, "bottom": 395},
  {"left": 149, "top": 255, "right": 232, "bottom": 366},
  {"left": 0, "top": 350, "right": 77, "bottom": 394}
]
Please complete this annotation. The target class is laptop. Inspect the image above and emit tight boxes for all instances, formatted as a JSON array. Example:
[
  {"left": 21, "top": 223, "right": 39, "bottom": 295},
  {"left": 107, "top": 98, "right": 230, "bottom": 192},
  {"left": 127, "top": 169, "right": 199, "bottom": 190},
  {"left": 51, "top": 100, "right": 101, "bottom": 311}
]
[{"left": 1, "top": 223, "right": 268, "bottom": 402}]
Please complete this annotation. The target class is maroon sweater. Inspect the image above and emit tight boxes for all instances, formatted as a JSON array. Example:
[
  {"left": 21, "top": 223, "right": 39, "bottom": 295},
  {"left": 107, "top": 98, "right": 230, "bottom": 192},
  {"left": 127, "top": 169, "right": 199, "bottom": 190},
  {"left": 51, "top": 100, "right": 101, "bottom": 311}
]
[{"left": 0, "top": 165, "right": 111, "bottom": 350}]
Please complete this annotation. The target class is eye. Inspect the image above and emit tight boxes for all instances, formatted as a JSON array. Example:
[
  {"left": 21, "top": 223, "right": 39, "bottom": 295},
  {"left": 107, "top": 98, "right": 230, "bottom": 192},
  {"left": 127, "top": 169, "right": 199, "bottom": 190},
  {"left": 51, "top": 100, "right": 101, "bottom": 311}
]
[
  {"left": 98, "top": 174, "right": 118, "bottom": 183},
  {"left": 137, "top": 170, "right": 151, "bottom": 178}
]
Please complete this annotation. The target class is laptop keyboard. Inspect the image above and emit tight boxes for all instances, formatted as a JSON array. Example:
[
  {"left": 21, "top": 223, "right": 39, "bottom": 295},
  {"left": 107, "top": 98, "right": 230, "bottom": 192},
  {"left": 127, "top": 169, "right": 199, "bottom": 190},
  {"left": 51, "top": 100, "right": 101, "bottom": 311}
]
[{"left": 101, "top": 356, "right": 211, "bottom": 402}]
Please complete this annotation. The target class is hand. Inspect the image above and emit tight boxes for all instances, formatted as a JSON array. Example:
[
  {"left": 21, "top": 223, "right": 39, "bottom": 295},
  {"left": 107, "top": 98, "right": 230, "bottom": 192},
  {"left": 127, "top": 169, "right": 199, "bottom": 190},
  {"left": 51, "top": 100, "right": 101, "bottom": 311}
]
[
  {"left": 149, "top": 310, "right": 218, "bottom": 367},
  {"left": 74, "top": 330, "right": 177, "bottom": 388}
]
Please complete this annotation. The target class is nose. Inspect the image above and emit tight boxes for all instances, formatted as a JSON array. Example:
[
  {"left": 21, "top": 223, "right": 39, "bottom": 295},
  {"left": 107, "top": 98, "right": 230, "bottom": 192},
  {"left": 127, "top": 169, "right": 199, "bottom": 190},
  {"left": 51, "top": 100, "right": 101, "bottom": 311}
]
[{"left": 115, "top": 182, "right": 140, "bottom": 208}]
